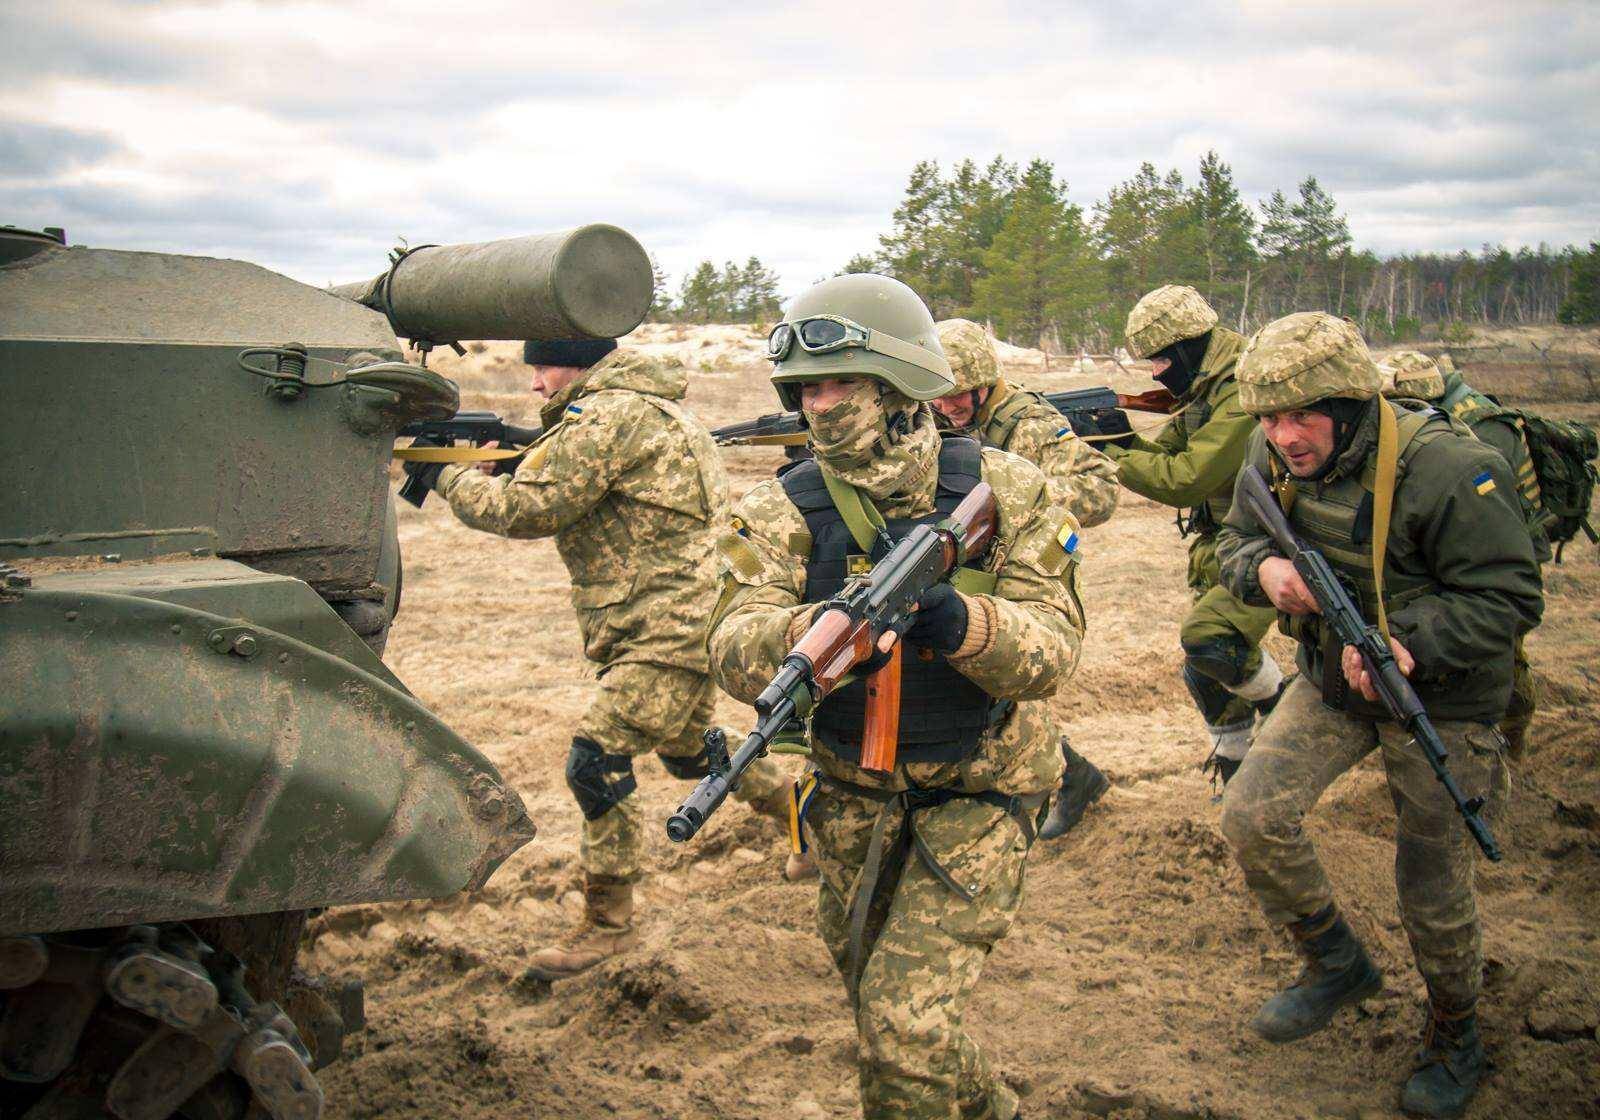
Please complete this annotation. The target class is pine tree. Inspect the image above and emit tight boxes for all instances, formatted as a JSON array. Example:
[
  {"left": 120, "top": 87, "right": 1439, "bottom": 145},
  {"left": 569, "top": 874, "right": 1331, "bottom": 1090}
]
[
  {"left": 840, "top": 252, "right": 884, "bottom": 275},
  {"left": 938, "top": 157, "right": 1019, "bottom": 317},
  {"left": 1558, "top": 240, "right": 1600, "bottom": 324},
  {"left": 1190, "top": 151, "right": 1256, "bottom": 317},
  {"left": 647, "top": 255, "right": 673, "bottom": 321},
  {"left": 973, "top": 159, "right": 1102, "bottom": 346},
  {"left": 1094, "top": 162, "right": 1202, "bottom": 317},
  {"left": 677, "top": 261, "right": 722, "bottom": 323},
  {"left": 878, "top": 160, "right": 949, "bottom": 301},
  {"left": 738, "top": 256, "right": 783, "bottom": 320}
]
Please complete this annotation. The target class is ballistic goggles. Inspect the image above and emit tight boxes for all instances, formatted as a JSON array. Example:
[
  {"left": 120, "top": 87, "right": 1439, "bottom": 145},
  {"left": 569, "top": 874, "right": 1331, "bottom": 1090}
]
[{"left": 766, "top": 314, "right": 947, "bottom": 377}]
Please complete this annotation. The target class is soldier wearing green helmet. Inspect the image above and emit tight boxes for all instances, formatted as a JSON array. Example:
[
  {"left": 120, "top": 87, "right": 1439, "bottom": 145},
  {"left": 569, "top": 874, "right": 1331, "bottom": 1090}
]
[
  {"left": 1215, "top": 311, "right": 1541, "bottom": 1119},
  {"left": 710, "top": 274, "right": 1086, "bottom": 1120},
  {"left": 932, "top": 317, "right": 1119, "bottom": 839},
  {"left": 1104, "top": 285, "right": 1286, "bottom": 784}
]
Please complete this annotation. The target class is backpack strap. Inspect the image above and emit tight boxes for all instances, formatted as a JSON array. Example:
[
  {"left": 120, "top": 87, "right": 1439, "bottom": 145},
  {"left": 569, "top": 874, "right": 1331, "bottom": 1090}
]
[{"left": 983, "top": 387, "right": 1042, "bottom": 451}]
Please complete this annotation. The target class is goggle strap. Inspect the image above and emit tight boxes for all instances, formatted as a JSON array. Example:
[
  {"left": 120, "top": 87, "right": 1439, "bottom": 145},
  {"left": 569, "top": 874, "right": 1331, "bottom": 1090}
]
[{"left": 864, "top": 328, "right": 949, "bottom": 377}]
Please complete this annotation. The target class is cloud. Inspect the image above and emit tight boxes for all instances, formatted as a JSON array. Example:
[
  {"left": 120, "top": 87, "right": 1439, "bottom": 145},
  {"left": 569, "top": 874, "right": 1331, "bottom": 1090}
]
[{"left": 2, "top": 0, "right": 1596, "bottom": 297}]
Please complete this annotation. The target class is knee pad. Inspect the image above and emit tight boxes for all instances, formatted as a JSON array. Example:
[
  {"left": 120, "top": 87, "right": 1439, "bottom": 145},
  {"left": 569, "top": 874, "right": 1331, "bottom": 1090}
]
[
  {"left": 1181, "top": 635, "right": 1253, "bottom": 688},
  {"left": 1183, "top": 661, "right": 1240, "bottom": 726},
  {"left": 659, "top": 748, "right": 711, "bottom": 780},
  {"left": 565, "top": 736, "right": 638, "bottom": 821}
]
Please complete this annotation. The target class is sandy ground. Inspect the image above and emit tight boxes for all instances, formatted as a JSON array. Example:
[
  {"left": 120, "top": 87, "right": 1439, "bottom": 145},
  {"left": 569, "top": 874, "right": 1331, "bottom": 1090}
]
[{"left": 311, "top": 325, "right": 1600, "bottom": 1120}]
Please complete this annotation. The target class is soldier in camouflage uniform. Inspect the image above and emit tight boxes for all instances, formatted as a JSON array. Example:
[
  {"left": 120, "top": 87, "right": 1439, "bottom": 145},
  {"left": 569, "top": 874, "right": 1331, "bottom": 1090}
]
[
  {"left": 1103, "top": 286, "right": 1286, "bottom": 783},
  {"left": 404, "top": 337, "right": 791, "bottom": 981},
  {"left": 932, "top": 318, "right": 1115, "bottom": 839},
  {"left": 708, "top": 276, "right": 1085, "bottom": 1120},
  {"left": 1382, "top": 349, "right": 1550, "bottom": 756},
  {"left": 1215, "top": 313, "right": 1541, "bottom": 1119}
]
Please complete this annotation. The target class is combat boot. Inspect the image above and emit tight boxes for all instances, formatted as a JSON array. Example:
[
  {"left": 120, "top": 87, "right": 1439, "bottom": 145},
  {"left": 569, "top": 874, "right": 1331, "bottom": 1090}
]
[
  {"left": 1401, "top": 1003, "right": 1485, "bottom": 1118},
  {"left": 1039, "top": 739, "right": 1110, "bottom": 840},
  {"left": 524, "top": 872, "right": 637, "bottom": 981},
  {"left": 1250, "top": 904, "right": 1382, "bottom": 1042}
]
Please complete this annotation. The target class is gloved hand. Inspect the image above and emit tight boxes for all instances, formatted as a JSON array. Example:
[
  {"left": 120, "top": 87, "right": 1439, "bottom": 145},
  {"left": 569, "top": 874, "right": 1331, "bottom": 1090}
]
[
  {"left": 401, "top": 433, "right": 448, "bottom": 494},
  {"left": 1090, "top": 407, "right": 1135, "bottom": 449},
  {"left": 904, "top": 583, "right": 969, "bottom": 655}
]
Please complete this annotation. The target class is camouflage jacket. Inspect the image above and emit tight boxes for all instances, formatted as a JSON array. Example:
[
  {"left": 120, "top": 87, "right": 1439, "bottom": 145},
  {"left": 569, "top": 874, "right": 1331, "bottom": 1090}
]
[
  {"left": 706, "top": 444, "right": 1084, "bottom": 798},
  {"left": 1216, "top": 402, "right": 1543, "bottom": 722},
  {"left": 971, "top": 383, "right": 1120, "bottom": 529},
  {"left": 1104, "top": 327, "right": 1252, "bottom": 532},
  {"left": 437, "top": 349, "right": 729, "bottom": 672}
]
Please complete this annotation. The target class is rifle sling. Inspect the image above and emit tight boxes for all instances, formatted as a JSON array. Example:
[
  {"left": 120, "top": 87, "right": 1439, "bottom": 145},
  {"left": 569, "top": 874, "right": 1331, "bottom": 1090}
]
[
  {"left": 816, "top": 773, "right": 1045, "bottom": 999},
  {"left": 392, "top": 445, "right": 526, "bottom": 462}
]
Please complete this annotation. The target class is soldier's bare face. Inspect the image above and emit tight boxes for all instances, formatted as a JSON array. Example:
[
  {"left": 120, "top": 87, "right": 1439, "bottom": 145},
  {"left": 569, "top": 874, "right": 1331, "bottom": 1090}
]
[
  {"left": 932, "top": 388, "right": 990, "bottom": 428},
  {"left": 799, "top": 377, "right": 864, "bottom": 414},
  {"left": 529, "top": 364, "right": 587, "bottom": 399},
  {"left": 1260, "top": 409, "right": 1337, "bottom": 478}
]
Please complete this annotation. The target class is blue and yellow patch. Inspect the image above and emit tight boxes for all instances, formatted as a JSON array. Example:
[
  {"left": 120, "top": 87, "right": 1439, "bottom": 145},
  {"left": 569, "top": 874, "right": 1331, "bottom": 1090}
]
[
  {"left": 1055, "top": 426, "right": 1072, "bottom": 441},
  {"left": 1057, "top": 523, "right": 1079, "bottom": 554},
  {"left": 1473, "top": 470, "right": 1496, "bottom": 496},
  {"left": 565, "top": 404, "right": 584, "bottom": 416}
]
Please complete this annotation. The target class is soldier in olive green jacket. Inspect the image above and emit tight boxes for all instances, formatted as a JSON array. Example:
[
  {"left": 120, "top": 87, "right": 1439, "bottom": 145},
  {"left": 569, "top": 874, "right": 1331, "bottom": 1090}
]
[
  {"left": 1215, "top": 313, "right": 1541, "bottom": 1120},
  {"left": 931, "top": 318, "right": 1116, "bottom": 839},
  {"left": 404, "top": 339, "right": 789, "bottom": 982},
  {"left": 1101, "top": 286, "right": 1285, "bottom": 782},
  {"left": 709, "top": 276, "right": 1084, "bottom": 1120}
]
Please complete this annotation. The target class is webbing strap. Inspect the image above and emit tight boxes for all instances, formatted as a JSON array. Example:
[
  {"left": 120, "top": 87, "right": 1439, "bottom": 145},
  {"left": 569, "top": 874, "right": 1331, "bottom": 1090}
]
[
  {"left": 392, "top": 444, "right": 524, "bottom": 463},
  {"left": 1371, "top": 400, "right": 1400, "bottom": 644},
  {"left": 818, "top": 467, "right": 890, "bottom": 554},
  {"left": 950, "top": 567, "right": 999, "bottom": 596}
]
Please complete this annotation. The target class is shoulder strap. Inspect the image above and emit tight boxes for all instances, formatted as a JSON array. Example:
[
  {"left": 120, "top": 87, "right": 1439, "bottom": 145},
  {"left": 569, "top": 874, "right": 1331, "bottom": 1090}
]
[
  {"left": 985, "top": 390, "right": 1041, "bottom": 450},
  {"left": 819, "top": 468, "right": 890, "bottom": 553},
  {"left": 1370, "top": 400, "right": 1402, "bottom": 644}
]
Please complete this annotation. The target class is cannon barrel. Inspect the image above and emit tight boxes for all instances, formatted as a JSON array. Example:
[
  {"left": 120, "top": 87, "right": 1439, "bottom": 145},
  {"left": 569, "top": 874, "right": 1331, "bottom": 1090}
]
[{"left": 331, "top": 224, "right": 652, "bottom": 343}]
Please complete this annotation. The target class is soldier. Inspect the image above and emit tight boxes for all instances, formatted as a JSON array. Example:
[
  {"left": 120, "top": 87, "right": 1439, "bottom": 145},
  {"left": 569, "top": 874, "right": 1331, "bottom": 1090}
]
[
  {"left": 932, "top": 317, "right": 1116, "bottom": 838},
  {"left": 402, "top": 336, "right": 793, "bottom": 981},
  {"left": 707, "top": 275, "right": 1084, "bottom": 1120},
  {"left": 1383, "top": 349, "right": 1550, "bottom": 756},
  {"left": 1215, "top": 313, "right": 1541, "bottom": 1118},
  {"left": 1101, "top": 285, "right": 1285, "bottom": 783}
]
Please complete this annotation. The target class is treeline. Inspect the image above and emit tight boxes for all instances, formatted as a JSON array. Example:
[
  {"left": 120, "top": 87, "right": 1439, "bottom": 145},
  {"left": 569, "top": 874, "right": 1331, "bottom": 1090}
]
[
  {"left": 649, "top": 256, "right": 783, "bottom": 324},
  {"left": 842, "top": 153, "right": 1595, "bottom": 350}
]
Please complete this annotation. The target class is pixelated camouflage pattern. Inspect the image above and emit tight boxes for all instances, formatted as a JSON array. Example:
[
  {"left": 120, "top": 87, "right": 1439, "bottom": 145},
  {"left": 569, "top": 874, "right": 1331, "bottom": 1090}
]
[
  {"left": 1383, "top": 350, "right": 1446, "bottom": 402},
  {"left": 805, "top": 379, "right": 916, "bottom": 476},
  {"left": 936, "top": 318, "right": 1000, "bottom": 392},
  {"left": 1235, "top": 312, "right": 1383, "bottom": 415},
  {"left": 976, "top": 384, "right": 1120, "bottom": 528},
  {"left": 1124, "top": 285, "right": 1220, "bottom": 359},
  {"left": 575, "top": 662, "right": 786, "bottom": 880},
  {"left": 1103, "top": 327, "right": 1253, "bottom": 529},
  {"left": 438, "top": 348, "right": 729, "bottom": 672},
  {"left": 1220, "top": 676, "right": 1509, "bottom": 1008},
  {"left": 809, "top": 785, "right": 1028, "bottom": 1119}
]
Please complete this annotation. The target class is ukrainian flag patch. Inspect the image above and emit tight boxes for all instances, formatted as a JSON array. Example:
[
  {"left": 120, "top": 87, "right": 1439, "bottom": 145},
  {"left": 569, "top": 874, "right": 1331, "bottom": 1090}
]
[
  {"left": 1473, "top": 470, "right": 1496, "bottom": 495},
  {"left": 1057, "top": 524, "right": 1079, "bottom": 554},
  {"left": 565, "top": 404, "right": 584, "bottom": 416},
  {"left": 1055, "top": 426, "right": 1072, "bottom": 441}
]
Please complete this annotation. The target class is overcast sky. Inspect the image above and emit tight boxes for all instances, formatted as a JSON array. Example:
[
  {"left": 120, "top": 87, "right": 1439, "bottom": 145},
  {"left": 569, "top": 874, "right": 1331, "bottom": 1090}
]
[{"left": 3, "top": 1, "right": 1597, "bottom": 299}]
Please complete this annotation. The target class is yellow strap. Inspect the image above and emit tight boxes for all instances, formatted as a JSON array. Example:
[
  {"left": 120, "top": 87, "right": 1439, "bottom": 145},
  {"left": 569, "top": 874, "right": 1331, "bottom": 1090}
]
[
  {"left": 391, "top": 445, "right": 524, "bottom": 463},
  {"left": 818, "top": 466, "right": 888, "bottom": 553},
  {"left": 1371, "top": 399, "right": 1400, "bottom": 644}
]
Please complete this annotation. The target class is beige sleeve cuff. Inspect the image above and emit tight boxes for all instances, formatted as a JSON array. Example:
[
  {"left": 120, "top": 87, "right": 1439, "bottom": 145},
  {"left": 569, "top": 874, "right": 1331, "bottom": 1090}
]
[{"left": 949, "top": 592, "right": 997, "bottom": 662}]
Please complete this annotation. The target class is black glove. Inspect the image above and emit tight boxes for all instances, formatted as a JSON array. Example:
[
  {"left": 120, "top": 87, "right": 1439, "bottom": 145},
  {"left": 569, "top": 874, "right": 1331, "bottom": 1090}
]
[
  {"left": 1090, "top": 407, "right": 1134, "bottom": 449},
  {"left": 904, "top": 583, "right": 969, "bottom": 656},
  {"left": 400, "top": 434, "right": 448, "bottom": 494}
]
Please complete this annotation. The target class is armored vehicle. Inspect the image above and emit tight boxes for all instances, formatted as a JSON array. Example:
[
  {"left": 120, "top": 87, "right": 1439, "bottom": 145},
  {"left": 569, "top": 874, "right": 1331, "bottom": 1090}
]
[{"left": 0, "top": 223, "right": 653, "bottom": 1119}]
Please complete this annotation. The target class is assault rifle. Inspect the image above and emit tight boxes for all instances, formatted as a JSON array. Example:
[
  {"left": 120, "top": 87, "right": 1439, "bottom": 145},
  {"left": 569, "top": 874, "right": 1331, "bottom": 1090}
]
[
  {"left": 394, "top": 411, "right": 542, "bottom": 508},
  {"left": 709, "top": 387, "right": 1175, "bottom": 447},
  {"left": 665, "top": 482, "right": 1000, "bottom": 842},
  {"left": 1237, "top": 465, "right": 1503, "bottom": 862}
]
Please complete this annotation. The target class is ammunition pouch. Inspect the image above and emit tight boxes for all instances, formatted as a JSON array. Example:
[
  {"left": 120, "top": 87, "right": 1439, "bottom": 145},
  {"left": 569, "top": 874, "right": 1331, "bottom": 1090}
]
[{"left": 565, "top": 736, "right": 637, "bottom": 820}]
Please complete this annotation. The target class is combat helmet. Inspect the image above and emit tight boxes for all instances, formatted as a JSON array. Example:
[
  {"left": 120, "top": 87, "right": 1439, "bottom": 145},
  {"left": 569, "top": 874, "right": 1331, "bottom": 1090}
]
[
  {"left": 936, "top": 319, "right": 1000, "bottom": 393},
  {"left": 1382, "top": 350, "right": 1445, "bottom": 402},
  {"left": 1124, "top": 285, "right": 1219, "bottom": 360},
  {"left": 768, "top": 274, "right": 952, "bottom": 411},
  {"left": 1236, "top": 311, "right": 1384, "bottom": 416}
]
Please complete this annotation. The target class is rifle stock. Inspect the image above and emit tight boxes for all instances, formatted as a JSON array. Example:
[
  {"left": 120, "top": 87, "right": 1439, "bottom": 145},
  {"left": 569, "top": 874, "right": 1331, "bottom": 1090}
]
[
  {"left": 666, "top": 482, "right": 999, "bottom": 842},
  {"left": 1237, "top": 465, "right": 1503, "bottom": 862}
]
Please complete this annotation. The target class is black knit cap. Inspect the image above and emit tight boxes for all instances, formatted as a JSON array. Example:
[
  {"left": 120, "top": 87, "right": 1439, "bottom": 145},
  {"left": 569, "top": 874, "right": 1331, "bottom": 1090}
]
[{"left": 523, "top": 337, "right": 617, "bottom": 368}]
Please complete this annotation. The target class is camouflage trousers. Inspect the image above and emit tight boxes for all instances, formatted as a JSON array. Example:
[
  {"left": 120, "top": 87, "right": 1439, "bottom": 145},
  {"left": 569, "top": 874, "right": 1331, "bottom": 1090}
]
[
  {"left": 1500, "top": 632, "right": 1537, "bottom": 759},
  {"left": 1179, "top": 534, "right": 1281, "bottom": 747},
  {"left": 808, "top": 782, "right": 1029, "bottom": 1120},
  {"left": 574, "top": 661, "right": 787, "bottom": 880},
  {"left": 1220, "top": 677, "right": 1510, "bottom": 1008}
]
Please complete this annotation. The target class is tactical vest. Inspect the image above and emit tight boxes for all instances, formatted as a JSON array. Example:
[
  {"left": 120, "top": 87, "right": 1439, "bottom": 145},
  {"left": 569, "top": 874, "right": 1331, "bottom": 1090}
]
[
  {"left": 1278, "top": 406, "right": 1450, "bottom": 715},
  {"left": 780, "top": 437, "right": 1004, "bottom": 766},
  {"left": 981, "top": 387, "right": 1054, "bottom": 452}
]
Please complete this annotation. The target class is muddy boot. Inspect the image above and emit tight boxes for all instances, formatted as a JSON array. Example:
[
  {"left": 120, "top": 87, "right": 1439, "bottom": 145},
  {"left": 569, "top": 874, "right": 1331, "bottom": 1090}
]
[
  {"left": 1250, "top": 904, "right": 1383, "bottom": 1042},
  {"left": 1039, "top": 739, "right": 1110, "bottom": 840},
  {"left": 1202, "top": 752, "right": 1242, "bottom": 788},
  {"left": 524, "top": 873, "right": 637, "bottom": 981},
  {"left": 1401, "top": 1004, "right": 1485, "bottom": 1118}
]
